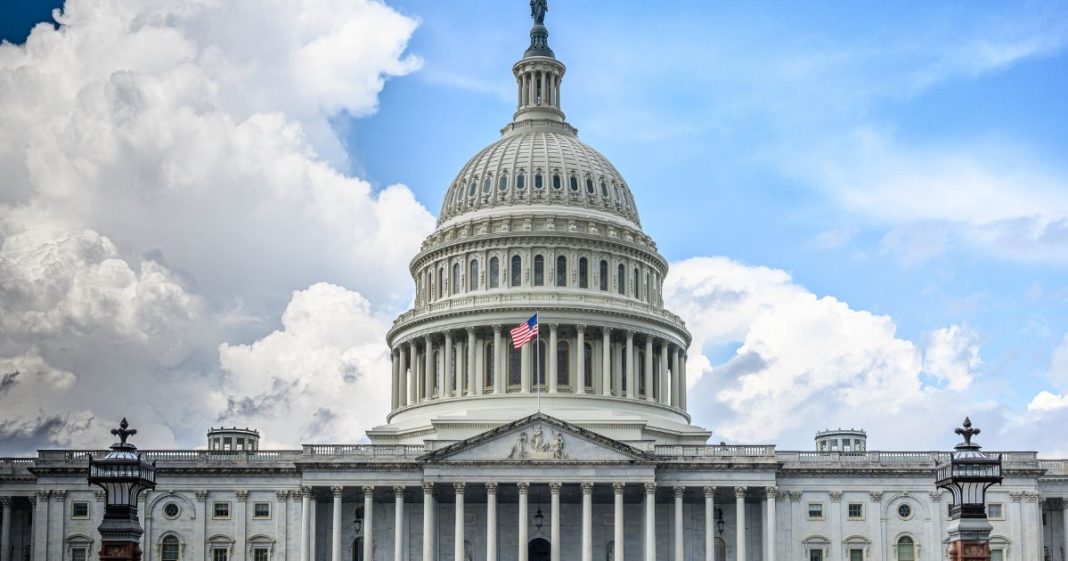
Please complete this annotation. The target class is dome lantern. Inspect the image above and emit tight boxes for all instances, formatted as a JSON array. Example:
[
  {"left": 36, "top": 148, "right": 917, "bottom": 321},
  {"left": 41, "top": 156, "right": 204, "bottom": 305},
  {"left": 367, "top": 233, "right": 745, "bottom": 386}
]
[{"left": 513, "top": 0, "right": 566, "bottom": 124}]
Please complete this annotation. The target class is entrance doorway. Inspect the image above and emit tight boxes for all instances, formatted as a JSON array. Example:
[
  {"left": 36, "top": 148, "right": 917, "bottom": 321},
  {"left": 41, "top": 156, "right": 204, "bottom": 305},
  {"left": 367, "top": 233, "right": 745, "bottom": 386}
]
[
  {"left": 529, "top": 538, "right": 550, "bottom": 561},
  {"left": 715, "top": 537, "right": 726, "bottom": 561}
]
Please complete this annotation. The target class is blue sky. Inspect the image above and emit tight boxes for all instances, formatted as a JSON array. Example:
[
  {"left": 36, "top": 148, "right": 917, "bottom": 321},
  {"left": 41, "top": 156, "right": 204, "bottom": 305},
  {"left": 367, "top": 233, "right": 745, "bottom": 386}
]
[{"left": 1, "top": 0, "right": 1067, "bottom": 451}]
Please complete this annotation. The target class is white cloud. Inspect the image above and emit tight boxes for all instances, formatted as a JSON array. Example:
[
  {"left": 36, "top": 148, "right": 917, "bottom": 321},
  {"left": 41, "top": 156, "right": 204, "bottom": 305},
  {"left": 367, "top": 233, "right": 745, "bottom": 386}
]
[
  {"left": 665, "top": 257, "right": 989, "bottom": 448},
  {"left": 0, "top": 0, "right": 434, "bottom": 452},
  {"left": 1026, "top": 334, "right": 1068, "bottom": 412},
  {"left": 923, "top": 324, "right": 981, "bottom": 391}
]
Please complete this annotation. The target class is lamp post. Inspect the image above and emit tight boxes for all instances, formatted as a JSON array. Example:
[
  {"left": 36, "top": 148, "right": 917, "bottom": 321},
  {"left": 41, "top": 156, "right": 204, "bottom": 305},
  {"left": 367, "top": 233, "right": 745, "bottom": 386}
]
[
  {"left": 936, "top": 417, "right": 1002, "bottom": 561},
  {"left": 88, "top": 418, "right": 156, "bottom": 561}
]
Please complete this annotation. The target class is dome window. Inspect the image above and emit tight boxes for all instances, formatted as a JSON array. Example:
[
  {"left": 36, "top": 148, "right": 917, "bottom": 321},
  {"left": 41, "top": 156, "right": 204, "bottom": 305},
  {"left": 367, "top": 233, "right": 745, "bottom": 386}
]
[
  {"left": 552, "top": 172, "right": 562, "bottom": 190},
  {"left": 534, "top": 172, "right": 544, "bottom": 190},
  {"left": 579, "top": 257, "right": 589, "bottom": 288},
  {"left": 482, "top": 177, "right": 492, "bottom": 194},
  {"left": 569, "top": 175, "right": 579, "bottom": 192},
  {"left": 617, "top": 264, "right": 625, "bottom": 295},
  {"left": 468, "top": 179, "right": 478, "bottom": 198},
  {"left": 555, "top": 255, "right": 567, "bottom": 287},
  {"left": 599, "top": 260, "right": 608, "bottom": 291},
  {"left": 533, "top": 255, "right": 545, "bottom": 286},
  {"left": 599, "top": 179, "right": 608, "bottom": 197},
  {"left": 489, "top": 257, "right": 500, "bottom": 288},
  {"left": 585, "top": 177, "right": 594, "bottom": 194},
  {"left": 516, "top": 172, "right": 526, "bottom": 190},
  {"left": 510, "top": 255, "right": 522, "bottom": 286},
  {"left": 498, "top": 174, "right": 509, "bottom": 192}
]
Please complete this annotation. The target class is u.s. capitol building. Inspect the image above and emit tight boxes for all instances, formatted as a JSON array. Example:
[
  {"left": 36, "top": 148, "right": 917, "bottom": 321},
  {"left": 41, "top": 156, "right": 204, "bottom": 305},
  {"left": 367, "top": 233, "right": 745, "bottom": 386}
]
[{"left": 1, "top": 5, "right": 1065, "bottom": 561}]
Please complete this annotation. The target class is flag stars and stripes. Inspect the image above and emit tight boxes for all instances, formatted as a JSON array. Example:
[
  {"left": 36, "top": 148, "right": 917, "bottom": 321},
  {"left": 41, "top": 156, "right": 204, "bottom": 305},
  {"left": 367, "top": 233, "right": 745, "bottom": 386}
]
[{"left": 510, "top": 313, "right": 539, "bottom": 348}]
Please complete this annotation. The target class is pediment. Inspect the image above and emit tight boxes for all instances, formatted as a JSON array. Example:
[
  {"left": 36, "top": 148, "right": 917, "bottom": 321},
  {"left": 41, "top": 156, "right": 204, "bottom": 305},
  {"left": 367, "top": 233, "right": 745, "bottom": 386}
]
[{"left": 419, "top": 413, "right": 656, "bottom": 464}]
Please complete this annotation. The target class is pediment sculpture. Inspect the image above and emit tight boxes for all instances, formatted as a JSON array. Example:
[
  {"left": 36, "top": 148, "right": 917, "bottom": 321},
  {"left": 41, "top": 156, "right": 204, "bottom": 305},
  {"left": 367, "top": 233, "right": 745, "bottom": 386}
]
[{"left": 507, "top": 426, "right": 567, "bottom": 460}]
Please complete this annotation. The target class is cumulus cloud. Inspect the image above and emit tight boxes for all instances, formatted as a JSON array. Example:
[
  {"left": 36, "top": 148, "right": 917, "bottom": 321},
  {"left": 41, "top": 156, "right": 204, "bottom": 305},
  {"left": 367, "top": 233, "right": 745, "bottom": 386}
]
[
  {"left": 0, "top": 0, "right": 434, "bottom": 452},
  {"left": 1027, "top": 334, "right": 1068, "bottom": 413},
  {"left": 665, "top": 257, "right": 990, "bottom": 448}
]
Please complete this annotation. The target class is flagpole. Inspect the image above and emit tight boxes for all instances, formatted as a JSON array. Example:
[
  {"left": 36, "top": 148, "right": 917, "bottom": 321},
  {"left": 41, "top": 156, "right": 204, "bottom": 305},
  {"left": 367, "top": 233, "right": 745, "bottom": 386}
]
[{"left": 535, "top": 310, "right": 541, "bottom": 412}]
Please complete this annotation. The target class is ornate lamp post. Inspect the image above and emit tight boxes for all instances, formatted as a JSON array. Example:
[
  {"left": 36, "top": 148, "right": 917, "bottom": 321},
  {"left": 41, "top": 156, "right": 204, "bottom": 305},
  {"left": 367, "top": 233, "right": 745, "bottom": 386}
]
[
  {"left": 88, "top": 419, "right": 157, "bottom": 561},
  {"left": 936, "top": 418, "right": 1002, "bottom": 561}
]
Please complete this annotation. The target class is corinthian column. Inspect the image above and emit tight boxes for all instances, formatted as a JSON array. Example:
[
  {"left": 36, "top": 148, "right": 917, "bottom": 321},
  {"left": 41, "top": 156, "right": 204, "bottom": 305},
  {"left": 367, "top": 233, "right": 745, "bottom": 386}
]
[
  {"left": 444, "top": 331, "right": 454, "bottom": 397},
  {"left": 551, "top": 482, "right": 562, "bottom": 561},
  {"left": 548, "top": 324, "right": 559, "bottom": 393},
  {"left": 613, "top": 483, "right": 624, "bottom": 561},
  {"left": 644, "top": 337, "right": 654, "bottom": 401},
  {"left": 581, "top": 482, "right": 593, "bottom": 561},
  {"left": 486, "top": 483, "right": 499, "bottom": 561},
  {"left": 362, "top": 486, "right": 374, "bottom": 561},
  {"left": 493, "top": 325, "right": 504, "bottom": 394},
  {"left": 704, "top": 487, "right": 715, "bottom": 561},
  {"left": 0, "top": 496, "right": 11, "bottom": 561},
  {"left": 735, "top": 487, "right": 747, "bottom": 561},
  {"left": 422, "top": 483, "right": 434, "bottom": 561},
  {"left": 398, "top": 346, "right": 408, "bottom": 407},
  {"left": 424, "top": 335, "right": 434, "bottom": 400},
  {"left": 765, "top": 487, "right": 777, "bottom": 561},
  {"left": 518, "top": 483, "right": 530, "bottom": 561},
  {"left": 575, "top": 325, "right": 586, "bottom": 394},
  {"left": 670, "top": 348, "right": 680, "bottom": 407},
  {"left": 391, "top": 349, "right": 400, "bottom": 409},
  {"left": 644, "top": 483, "right": 657, "bottom": 561},
  {"left": 625, "top": 331, "right": 636, "bottom": 399},
  {"left": 467, "top": 327, "right": 478, "bottom": 395},
  {"left": 300, "top": 488, "right": 311, "bottom": 561},
  {"left": 331, "top": 486, "right": 343, "bottom": 561},
  {"left": 602, "top": 328, "right": 612, "bottom": 395},
  {"left": 408, "top": 341, "right": 418, "bottom": 404},
  {"left": 394, "top": 487, "right": 405, "bottom": 561},
  {"left": 674, "top": 487, "right": 685, "bottom": 561},
  {"left": 454, "top": 483, "right": 465, "bottom": 561},
  {"left": 659, "top": 343, "right": 670, "bottom": 405}
]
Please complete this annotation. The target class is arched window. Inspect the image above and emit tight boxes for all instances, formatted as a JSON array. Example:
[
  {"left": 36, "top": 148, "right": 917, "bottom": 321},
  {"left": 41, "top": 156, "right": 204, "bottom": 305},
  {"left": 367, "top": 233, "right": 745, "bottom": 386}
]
[
  {"left": 161, "top": 536, "right": 180, "bottom": 561},
  {"left": 583, "top": 343, "right": 594, "bottom": 388},
  {"left": 509, "top": 346, "right": 522, "bottom": 388},
  {"left": 511, "top": 255, "right": 522, "bottom": 287},
  {"left": 469, "top": 259, "right": 479, "bottom": 291},
  {"left": 499, "top": 173, "right": 509, "bottom": 192},
  {"left": 579, "top": 257, "right": 589, "bottom": 288},
  {"left": 489, "top": 257, "right": 500, "bottom": 289},
  {"left": 569, "top": 175, "right": 579, "bottom": 192},
  {"left": 516, "top": 171, "right": 526, "bottom": 190},
  {"left": 896, "top": 537, "right": 915, "bottom": 561},
  {"left": 482, "top": 177, "right": 492, "bottom": 194},
  {"left": 467, "top": 179, "right": 477, "bottom": 197},
  {"left": 617, "top": 264, "right": 625, "bottom": 295},
  {"left": 633, "top": 267, "right": 640, "bottom": 298},
  {"left": 599, "top": 260, "right": 608, "bottom": 291},
  {"left": 586, "top": 177, "right": 595, "bottom": 194},
  {"left": 452, "top": 263, "right": 461, "bottom": 294},
  {"left": 534, "top": 171, "right": 544, "bottom": 190},
  {"left": 533, "top": 255, "right": 545, "bottom": 286},
  {"left": 600, "top": 179, "right": 608, "bottom": 197},
  {"left": 556, "top": 255, "right": 567, "bottom": 287},
  {"left": 557, "top": 341, "right": 570, "bottom": 388},
  {"left": 484, "top": 342, "right": 495, "bottom": 389},
  {"left": 438, "top": 267, "right": 445, "bottom": 299},
  {"left": 552, "top": 173, "right": 562, "bottom": 190}
]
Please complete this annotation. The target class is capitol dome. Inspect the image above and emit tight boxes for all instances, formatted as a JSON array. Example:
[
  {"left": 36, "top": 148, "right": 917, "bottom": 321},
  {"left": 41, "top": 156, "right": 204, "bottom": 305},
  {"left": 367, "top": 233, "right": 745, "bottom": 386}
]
[{"left": 374, "top": 7, "right": 708, "bottom": 449}]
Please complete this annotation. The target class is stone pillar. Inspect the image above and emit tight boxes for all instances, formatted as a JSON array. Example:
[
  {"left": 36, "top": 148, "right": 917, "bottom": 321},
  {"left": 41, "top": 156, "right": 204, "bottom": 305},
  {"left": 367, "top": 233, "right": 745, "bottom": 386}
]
[
  {"left": 398, "top": 346, "right": 408, "bottom": 407},
  {"left": 521, "top": 343, "right": 531, "bottom": 393},
  {"left": 394, "top": 487, "right": 405, "bottom": 561},
  {"left": 674, "top": 487, "right": 685, "bottom": 561},
  {"left": 670, "top": 349, "right": 680, "bottom": 408},
  {"left": 424, "top": 335, "right": 434, "bottom": 400},
  {"left": 392, "top": 349, "right": 400, "bottom": 410},
  {"left": 735, "top": 487, "right": 746, "bottom": 561},
  {"left": 613, "top": 483, "right": 625, "bottom": 561},
  {"left": 704, "top": 487, "right": 715, "bottom": 561},
  {"left": 550, "top": 483, "right": 562, "bottom": 561},
  {"left": 362, "top": 487, "right": 374, "bottom": 561},
  {"left": 33, "top": 491, "right": 47, "bottom": 561},
  {"left": 680, "top": 352, "right": 688, "bottom": 410},
  {"left": 493, "top": 325, "right": 504, "bottom": 394},
  {"left": 581, "top": 482, "right": 593, "bottom": 561},
  {"left": 602, "top": 328, "right": 612, "bottom": 396},
  {"left": 659, "top": 344, "right": 670, "bottom": 405},
  {"left": 467, "top": 327, "right": 478, "bottom": 395},
  {"left": 194, "top": 490, "right": 207, "bottom": 561},
  {"left": 1, "top": 496, "right": 11, "bottom": 561},
  {"left": 486, "top": 483, "right": 499, "bottom": 561},
  {"left": 766, "top": 487, "right": 777, "bottom": 561},
  {"left": 548, "top": 324, "right": 559, "bottom": 393},
  {"left": 644, "top": 483, "right": 657, "bottom": 561},
  {"left": 625, "top": 331, "right": 636, "bottom": 399},
  {"left": 575, "top": 326, "right": 586, "bottom": 394},
  {"left": 644, "top": 337, "right": 654, "bottom": 401},
  {"left": 422, "top": 484, "right": 435, "bottom": 561},
  {"left": 310, "top": 498, "right": 318, "bottom": 561},
  {"left": 868, "top": 492, "right": 883, "bottom": 561},
  {"left": 444, "top": 331, "right": 455, "bottom": 397},
  {"left": 518, "top": 483, "right": 530, "bottom": 561},
  {"left": 454, "top": 483, "right": 465, "bottom": 561},
  {"left": 612, "top": 343, "right": 623, "bottom": 397},
  {"left": 331, "top": 487, "right": 343, "bottom": 561},
  {"left": 408, "top": 342, "right": 419, "bottom": 404}
]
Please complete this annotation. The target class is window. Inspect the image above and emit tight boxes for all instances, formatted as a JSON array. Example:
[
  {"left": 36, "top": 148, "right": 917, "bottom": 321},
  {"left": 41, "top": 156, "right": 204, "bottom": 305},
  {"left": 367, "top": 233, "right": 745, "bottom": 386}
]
[
  {"left": 223, "top": 437, "right": 232, "bottom": 450},
  {"left": 557, "top": 341, "right": 570, "bottom": 387},
  {"left": 534, "top": 172, "right": 544, "bottom": 190},
  {"left": 897, "top": 503, "right": 913, "bottom": 520},
  {"left": 482, "top": 177, "right": 492, "bottom": 194},
  {"left": 848, "top": 503, "right": 863, "bottom": 520},
  {"left": 556, "top": 256, "right": 567, "bottom": 287},
  {"left": 213, "top": 502, "right": 231, "bottom": 519},
  {"left": 809, "top": 551, "right": 823, "bottom": 561},
  {"left": 489, "top": 257, "right": 500, "bottom": 288},
  {"left": 452, "top": 262, "right": 461, "bottom": 293},
  {"left": 163, "top": 502, "right": 181, "bottom": 518},
  {"left": 484, "top": 342, "right": 495, "bottom": 388},
  {"left": 533, "top": 255, "right": 545, "bottom": 286},
  {"left": 212, "top": 549, "right": 229, "bottom": 561},
  {"left": 438, "top": 267, "right": 445, "bottom": 298},
  {"left": 254, "top": 502, "right": 271, "bottom": 519},
  {"left": 161, "top": 536, "right": 180, "bottom": 561},
  {"left": 600, "top": 179, "right": 608, "bottom": 197},
  {"left": 516, "top": 171, "right": 526, "bottom": 190},
  {"left": 71, "top": 502, "right": 89, "bottom": 519},
  {"left": 253, "top": 549, "right": 270, "bottom": 561},
  {"left": 896, "top": 537, "right": 915, "bottom": 561},
  {"left": 579, "top": 257, "right": 589, "bottom": 288},
  {"left": 469, "top": 259, "right": 479, "bottom": 291},
  {"left": 586, "top": 177, "right": 594, "bottom": 193},
  {"left": 71, "top": 549, "right": 88, "bottom": 561},
  {"left": 583, "top": 343, "right": 594, "bottom": 387},
  {"left": 987, "top": 503, "right": 1004, "bottom": 520},
  {"left": 569, "top": 175, "right": 579, "bottom": 192},
  {"left": 807, "top": 503, "right": 824, "bottom": 520},
  {"left": 599, "top": 260, "right": 608, "bottom": 291},
  {"left": 511, "top": 255, "right": 522, "bottom": 287},
  {"left": 990, "top": 550, "right": 1004, "bottom": 561},
  {"left": 552, "top": 173, "right": 561, "bottom": 190},
  {"left": 467, "top": 179, "right": 477, "bottom": 197},
  {"left": 633, "top": 267, "right": 639, "bottom": 297},
  {"left": 498, "top": 174, "right": 509, "bottom": 191},
  {"left": 616, "top": 264, "right": 625, "bottom": 295},
  {"left": 509, "top": 346, "right": 522, "bottom": 387},
  {"left": 849, "top": 550, "right": 864, "bottom": 561}
]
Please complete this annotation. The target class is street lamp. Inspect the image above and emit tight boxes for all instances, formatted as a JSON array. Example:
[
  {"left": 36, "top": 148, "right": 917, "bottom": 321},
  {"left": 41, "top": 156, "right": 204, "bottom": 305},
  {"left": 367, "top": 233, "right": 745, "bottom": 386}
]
[
  {"left": 715, "top": 506, "right": 725, "bottom": 534},
  {"left": 935, "top": 417, "right": 1001, "bottom": 561},
  {"left": 88, "top": 418, "right": 156, "bottom": 561}
]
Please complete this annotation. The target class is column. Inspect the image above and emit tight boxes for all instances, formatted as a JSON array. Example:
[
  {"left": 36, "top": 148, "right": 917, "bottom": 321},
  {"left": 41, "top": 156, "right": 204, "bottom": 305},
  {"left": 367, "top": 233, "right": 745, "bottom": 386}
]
[
  {"left": 1, "top": 497, "right": 12, "bottom": 561},
  {"left": 310, "top": 498, "right": 318, "bottom": 561},
  {"left": 486, "top": 483, "right": 498, "bottom": 561},
  {"left": 395, "top": 487, "right": 405, "bottom": 561},
  {"left": 424, "top": 335, "right": 434, "bottom": 400},
  {"left": 613, "top": 343, "right": 623, "bottom": 397},
  {"left": 674, "top": 487, "right": 685, "bottom": 561},
  {"left": 551, "top": 483, "right": 562, "bottom": 561},
  {"left": 467, "top": 328, "right": 478, "bottom": 395},
  {"left": 399, "top": 346, "right": 408, "bottom": 407},
  {"left": 927, "top": 491, "right": 942, "bottom": 561},
  {"left": 331, "top": 487, "right": 343, "bottom": 561},
  {"left": 766, "top": 488, "right": 777, "bottom": 561},
  {"left": 32, "top": 491, "right": 47, "bottom": 561},
  {"left": 454, "top": 483, "right": 465, "bottom": 561},
  {"left": 422, "top": 483, "right": 435, "bottom": 561},
  {"left": 828, "top": 492, "right": 842, "bottom": 561},
  {"left": 518, "top": 483, "right": 530, "bottom": 561},
  {"left": 625, "top": 331, "right": 636, "bottom": 399},
  {"left": 444, "top": 331, "right": 455, "bottom": 397},
  {"left": 644, "top": 337, "right": 654, "bottom": 401},
  {"left": 659, "top": 344, "right": 670, "bottom": 405},
  {"left": 613, "top": 483, "right": 625, "bottom": 561},
  {"left": 195, "top": 490, "right": 208, "bottom": 561},
  {"left": 408, "top": 342, "right": 418, "bottom": 404},
  {"left": 521, "top": 343, "right": 531, "bottom": 393},
  {"left": 548, "top": 324, "right": 559, "bottom": 393},
  {"left": 392, "top": 349, "right": 400, "bottom": 409},
  {"left": 363, "top": 486, "right": 374, "bottom": 561},
  {"left": 670, "top": 349, "right": 680, "bottom": 408},
  {"left": 602, "top": 328, "right": 612, "bottom": 395},
  {"left": 644, "top": 483, "right": 657, "bottom": 561},
  {"left": 575, "top": 326, "right": 586, "bottom": 394},
  {"left": 704, "top": 487, "right": 715, "bottom": 561},
  {"left": 680, "top": 352, "right": 688, "bottom": 410},
  {"left": 868, "top": 492, "right": 883, "bottom": 561},
  {"left": 581, "top": 482, "right": 593, "bottom": 561},
  {"left": 493, "top": 325, "right": 505, "bottom": 394},
  {"left": 735, "top": 487, "right": 747, "bottom": 561}
]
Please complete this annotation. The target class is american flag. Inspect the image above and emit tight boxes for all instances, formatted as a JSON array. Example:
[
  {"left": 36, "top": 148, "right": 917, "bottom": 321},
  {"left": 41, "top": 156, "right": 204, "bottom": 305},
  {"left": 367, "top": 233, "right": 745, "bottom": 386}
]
[{"left": 510, "top": 313, "right": 539, "bottom": 349}]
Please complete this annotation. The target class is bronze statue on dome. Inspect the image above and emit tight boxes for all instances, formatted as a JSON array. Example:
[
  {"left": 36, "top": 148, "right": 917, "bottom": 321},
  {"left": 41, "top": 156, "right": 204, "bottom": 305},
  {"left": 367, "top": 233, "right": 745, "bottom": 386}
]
[{"left": 531, "top": 0, "right": 548, "bottom": 25}]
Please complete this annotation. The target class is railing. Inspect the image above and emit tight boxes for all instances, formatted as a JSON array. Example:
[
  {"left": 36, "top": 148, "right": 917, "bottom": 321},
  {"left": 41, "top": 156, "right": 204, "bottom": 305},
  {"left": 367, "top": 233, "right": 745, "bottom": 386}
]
[
  {"left": 1039, "top": 459, "right": 1068, "bottom": 475},
  {"left": 302, "top": 444, "right": 426, "bottom": 458},
  {"left": 655, "top": 445, "right": 777, "bottom": 458},
  {"left": 39, "top": 450, "right": 304, "bottom": 464},
  {"left": 778, "top": 451, "right": 1038, "bottom": 467}
]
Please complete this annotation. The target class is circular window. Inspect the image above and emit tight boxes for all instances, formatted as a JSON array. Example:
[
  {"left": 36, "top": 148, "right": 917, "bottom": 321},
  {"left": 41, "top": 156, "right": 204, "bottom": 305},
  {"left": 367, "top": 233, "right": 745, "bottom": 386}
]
[
  {"left": 897, "top": 503, "right": 912, "bottom": 520},
  {"left": 163, "top": 502, "right": 180, "bottom": 519}
]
